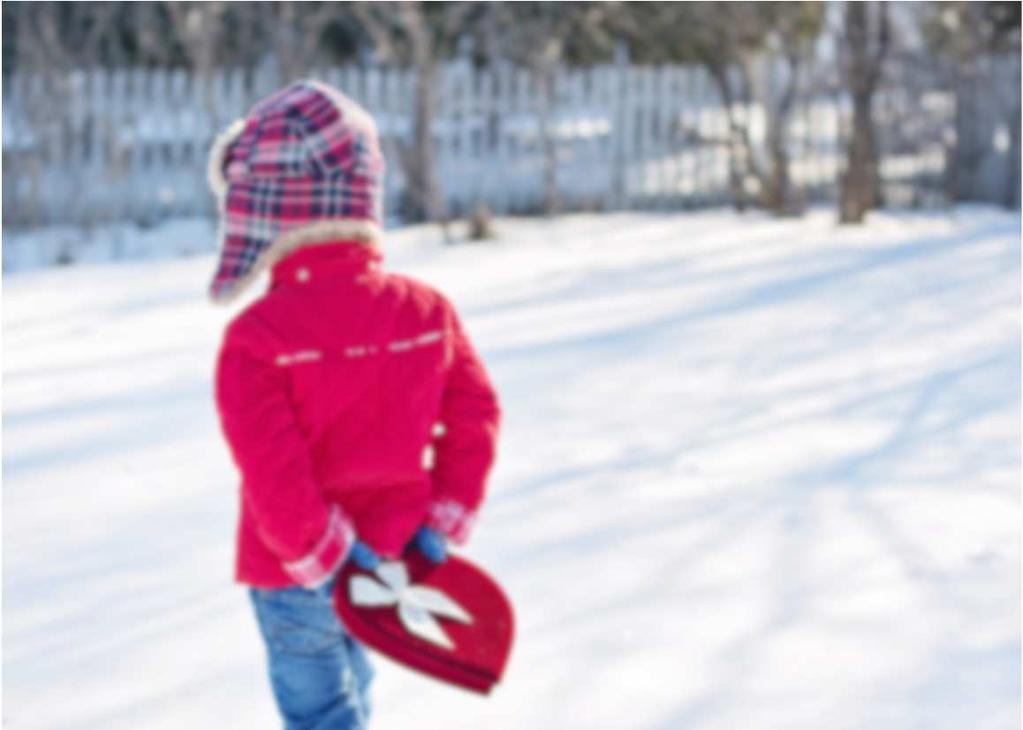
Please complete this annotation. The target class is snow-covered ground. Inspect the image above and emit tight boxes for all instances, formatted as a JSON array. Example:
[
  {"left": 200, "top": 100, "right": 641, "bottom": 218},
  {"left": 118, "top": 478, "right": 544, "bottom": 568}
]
[{"left": 3, "top": 207, "right": 1020, "bottom": 729}]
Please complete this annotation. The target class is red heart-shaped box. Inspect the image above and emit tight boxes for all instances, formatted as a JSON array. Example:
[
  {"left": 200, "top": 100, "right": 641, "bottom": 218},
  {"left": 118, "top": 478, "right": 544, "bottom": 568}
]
[{"left": 333, "top": 551, "right": 514, "bottom": 694}]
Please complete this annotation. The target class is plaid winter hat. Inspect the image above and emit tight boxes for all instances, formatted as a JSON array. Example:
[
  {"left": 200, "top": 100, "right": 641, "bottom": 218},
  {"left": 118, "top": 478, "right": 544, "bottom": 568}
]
[{"left": 207, "top": 80, "right": 385, "bottom": 303}]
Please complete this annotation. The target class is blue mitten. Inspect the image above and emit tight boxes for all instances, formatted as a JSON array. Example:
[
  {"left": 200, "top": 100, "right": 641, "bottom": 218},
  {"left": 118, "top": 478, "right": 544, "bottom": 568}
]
[
  {"left": 412, "top": 526, "right": 448, "bottom": 564},
  {"left": 348, "top": 540, "right": 381, "bottom": 572}
]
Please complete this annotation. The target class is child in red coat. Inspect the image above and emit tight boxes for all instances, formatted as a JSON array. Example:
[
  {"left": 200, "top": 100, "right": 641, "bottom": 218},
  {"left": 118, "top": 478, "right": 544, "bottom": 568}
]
[{"left": 210, "top": 81, "right": 500, "bottom": 729}]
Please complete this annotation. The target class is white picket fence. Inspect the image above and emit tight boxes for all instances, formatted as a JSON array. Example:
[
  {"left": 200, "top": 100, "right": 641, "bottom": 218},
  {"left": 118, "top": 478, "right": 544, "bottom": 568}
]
[{"left": 2, "top": 56, "right": 1016, "bottom": 230}]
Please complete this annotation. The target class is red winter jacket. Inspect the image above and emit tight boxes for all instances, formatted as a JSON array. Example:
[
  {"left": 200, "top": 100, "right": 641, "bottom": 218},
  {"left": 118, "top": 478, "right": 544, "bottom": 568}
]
[{"left": 214, "top": 241, "right": 500, "bottom": 589}]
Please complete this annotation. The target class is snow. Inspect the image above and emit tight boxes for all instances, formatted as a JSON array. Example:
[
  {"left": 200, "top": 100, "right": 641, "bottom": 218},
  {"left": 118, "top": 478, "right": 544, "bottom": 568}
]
[
  {"left": 3, "top": 218, "right": 217, "bottom": 272},
  {"left": 3, "top": 206, "right": 1020, "bottom": 729}
]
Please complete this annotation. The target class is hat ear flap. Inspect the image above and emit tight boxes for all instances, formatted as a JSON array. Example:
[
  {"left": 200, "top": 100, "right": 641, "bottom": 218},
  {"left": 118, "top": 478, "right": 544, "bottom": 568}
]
[{"left": 207, "top": 118, "right": 247, "bottom": 198}]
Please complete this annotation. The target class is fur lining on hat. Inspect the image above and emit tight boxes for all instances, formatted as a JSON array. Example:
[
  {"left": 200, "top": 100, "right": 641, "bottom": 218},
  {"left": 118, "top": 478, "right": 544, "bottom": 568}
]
[
  {"left": 210, "top": 218, "right": 383, "bottom": 305},
  {"left": 207, "top": 118, "right": 247, "bottom": 198}
]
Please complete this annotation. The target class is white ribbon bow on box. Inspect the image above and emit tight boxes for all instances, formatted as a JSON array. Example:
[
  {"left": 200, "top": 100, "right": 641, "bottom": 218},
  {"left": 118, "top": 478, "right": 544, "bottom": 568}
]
[{"left": 349, "top": 561, "right": 473, "bottom": 650}]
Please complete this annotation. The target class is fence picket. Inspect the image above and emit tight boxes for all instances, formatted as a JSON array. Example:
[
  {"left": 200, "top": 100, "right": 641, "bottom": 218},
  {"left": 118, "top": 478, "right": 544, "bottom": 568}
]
[{"left": 494, "top": 63, "right": 513, "bottom": 215}]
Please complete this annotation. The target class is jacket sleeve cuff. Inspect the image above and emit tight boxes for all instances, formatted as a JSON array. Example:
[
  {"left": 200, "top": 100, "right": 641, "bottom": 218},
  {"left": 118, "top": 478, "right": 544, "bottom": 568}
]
[
  {"left": 425, "top": 498, "right": 477, "bottom": 546},
  {"left": 282, "top": 506, "right": 356, "bottom": 588}
]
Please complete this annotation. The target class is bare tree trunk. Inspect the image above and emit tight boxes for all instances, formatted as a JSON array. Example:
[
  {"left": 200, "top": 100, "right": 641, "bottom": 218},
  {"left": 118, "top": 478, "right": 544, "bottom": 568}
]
[
  {"left": 840, "top": 90, "right": 877, "bottom": 222},
  {"left": 712, "top": 57, "right": 802, "bottom": 216},
  {"left": 761, "top": 55, "right": 803, "bottom": 215},
  {"left": 9, "top": 2, "right": 120, "bottom": 230},
  {"left": 401, "top": 2, "right": 446, "bottom": 227},
  {"left": 352, "top": 0, "right": 465, "bottom": 239},
  {"left": 271, "top": 3, "right": 335, "bottom": 84},
  {"left": 709, "top": 64, "right": 752, "bottom": 212},
  {"left": 166, "top": 2, "right": 225, "bottom": 128},
  {"left": 839, "top": 1, "right": 889, "bottom": 224},
  {"left": 763, "top": 135, "right": 793, "bottom": 214},
  {"left": 945, "top": 2, "right": 982, "bottom": 206}
]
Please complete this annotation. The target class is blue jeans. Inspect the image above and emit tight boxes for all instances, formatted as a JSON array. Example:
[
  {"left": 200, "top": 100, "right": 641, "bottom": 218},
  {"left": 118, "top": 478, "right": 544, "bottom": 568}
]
[{"left": 250, "top": 574, "right": 374, "bottom": 729}]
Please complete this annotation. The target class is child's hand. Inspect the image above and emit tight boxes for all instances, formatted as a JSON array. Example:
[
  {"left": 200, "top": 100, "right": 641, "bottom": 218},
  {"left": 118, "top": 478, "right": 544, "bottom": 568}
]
[
  {"left": 348, "top": 540, "right": 381, "bottom": 572},
  {"left": 412, "top": 526, "right": 448, "bottom": 564}
]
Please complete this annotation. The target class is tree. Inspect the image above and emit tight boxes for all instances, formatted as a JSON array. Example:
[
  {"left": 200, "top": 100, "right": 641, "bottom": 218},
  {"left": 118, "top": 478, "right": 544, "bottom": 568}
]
[
  {"left": 618, "top": 2, "right": 824, "bottom": 216},
  {"left": 838, "top": 1, "right": 889, "bottom": 224},
  {"left": 478, "top": 2, "right": 616, "bottom": 215},
  {"left": 351, "top": 2, "right": 481, "bottom": 228},
  {"left": 2, "top": 3, "right": 129, "bottom": 226}
]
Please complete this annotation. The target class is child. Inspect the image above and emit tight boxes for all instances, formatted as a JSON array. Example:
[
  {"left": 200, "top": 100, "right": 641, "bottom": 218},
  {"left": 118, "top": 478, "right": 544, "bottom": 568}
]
[{"left": 209, "top": 81, "right": 501, "bottom": 729}]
